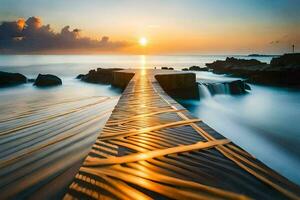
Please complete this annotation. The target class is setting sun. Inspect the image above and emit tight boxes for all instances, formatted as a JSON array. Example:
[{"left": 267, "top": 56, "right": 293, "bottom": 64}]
[
  {"left": 139, "top": 37, "right": 148, "bottom": 46},
  {"left": 0, "top": 1, "right": 300, "bottom": 199}
]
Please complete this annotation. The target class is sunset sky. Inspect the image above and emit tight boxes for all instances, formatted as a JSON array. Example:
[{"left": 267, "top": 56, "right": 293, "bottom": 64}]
[{"left": 0, "top": 0, "right": 299, "bottom": 54}]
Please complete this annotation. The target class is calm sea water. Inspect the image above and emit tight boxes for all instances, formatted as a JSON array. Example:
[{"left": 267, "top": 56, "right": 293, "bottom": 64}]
[{"left": 0, "top": 55, "right": 299, "bottom": 198}]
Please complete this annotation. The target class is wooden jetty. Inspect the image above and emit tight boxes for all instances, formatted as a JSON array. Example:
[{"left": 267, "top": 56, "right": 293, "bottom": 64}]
[{"left": 64, "top": 69, "right": 300, "bottom": 200}]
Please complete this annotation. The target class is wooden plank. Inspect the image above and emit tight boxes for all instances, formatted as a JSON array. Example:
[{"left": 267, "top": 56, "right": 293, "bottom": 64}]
[{"left": 64, "top": 69, "right": 300, "bottom": 200}]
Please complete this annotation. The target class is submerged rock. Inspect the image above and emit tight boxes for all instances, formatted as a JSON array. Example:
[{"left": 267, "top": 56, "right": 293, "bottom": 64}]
[
  {"left": 0, "top": 71, "right": 27, "bottom": 86},
  {"left": 34, "top": 74, "right": 62, "bottom": 87}
]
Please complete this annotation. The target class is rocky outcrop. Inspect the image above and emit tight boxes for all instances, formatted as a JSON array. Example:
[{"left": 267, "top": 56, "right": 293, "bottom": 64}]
[
  {"left": 0, "top": 71, "right": 27, "bottom": 86},
  {"left": 270, "top": 53, "right": 300, "bottom": 68},
  {"left": 206, "top": 54, "right": 300, "bottom": 86},
  {"left": 182, "top": 66, "right": 209, "bottom": 72},
  {"left": 200, "top": 80, "right": 251, "bottom": 96},
  {"left": 206, "top": 57, "right": 267, "bottom": 75},
  {"left": 189, "top": 66, "right": 209, "bottom": 71},
  {"left": 77, "top": 68, "right": 134, "bottom": 89},
  {"left": 78, "top": 68, "right": 123, "bottom": 84},
  {"left": 34, "top": 74, "right": 62, "bottom": 87}
]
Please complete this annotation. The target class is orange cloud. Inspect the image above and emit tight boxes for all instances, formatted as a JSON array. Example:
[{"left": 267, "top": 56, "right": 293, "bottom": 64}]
[
  {"left": 0, "top": 16, "right": 131, "bottom": 54},
  {"left": 16, "top": 18, "right": 25, "bottom": 30}
]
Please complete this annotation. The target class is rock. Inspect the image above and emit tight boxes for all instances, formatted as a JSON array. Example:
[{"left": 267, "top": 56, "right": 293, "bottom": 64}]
[
  {"left": 206, "top": 54, "right": 300, "bottom": 86},
  {"left": 189, "top": 66, "right": 209, "bottom": 71},
  {"left": 161, "top": 67, "right": 174, "bottom": 70},
  {"left": 78, "top": 68, "right": 123, "bottom": 84},
  {"left": 206, "top": 57, "right": 267, "bottom": 74},
  {"left": 34, "top": 74, "right": 62, "bottom": 87},
  {"left": 270, "top": 53, "right": 300, "bottom": 69},
  {"left": 227, "top": 80, "right": 249, "bottom": 94},
  {"left": 182, "top": 68, "right": 189, "bottom": 71},
  {"left": 0, "top": 71, "right": 27, "bottom": 86},
  {"left": 199, "top": 79, "right": 251, "bottom": 96},
  {"left": 76, "top": 74, "right": 85, "bottom": 79}
]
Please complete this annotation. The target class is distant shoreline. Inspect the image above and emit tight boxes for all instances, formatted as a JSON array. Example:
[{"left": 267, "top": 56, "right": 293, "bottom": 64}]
[{"left": 248, "top": 54, "right": 278, "bottom": 57}]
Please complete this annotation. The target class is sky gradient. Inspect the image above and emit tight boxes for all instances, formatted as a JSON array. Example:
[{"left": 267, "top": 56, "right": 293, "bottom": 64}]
[{"left": 0, "top": 0, "right": 299, "bottom": 54}]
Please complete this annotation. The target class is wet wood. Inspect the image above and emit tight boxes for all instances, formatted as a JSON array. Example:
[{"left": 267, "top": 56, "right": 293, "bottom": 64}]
[{"left": 64, "top": 69, "right": 300, "bottom": 200}]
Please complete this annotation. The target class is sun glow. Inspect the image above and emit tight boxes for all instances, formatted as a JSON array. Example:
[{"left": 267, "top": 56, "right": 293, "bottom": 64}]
[
  {"left": 140, "top": 55, "right": 146, "bottom": 75},
  {"left": 139, "top": 37, "right": 148, "bottom": 46}
]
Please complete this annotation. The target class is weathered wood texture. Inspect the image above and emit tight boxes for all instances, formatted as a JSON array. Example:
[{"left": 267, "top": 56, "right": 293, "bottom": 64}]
[{"left": 64, "top": 70, "right": 300, "bottom": 200}]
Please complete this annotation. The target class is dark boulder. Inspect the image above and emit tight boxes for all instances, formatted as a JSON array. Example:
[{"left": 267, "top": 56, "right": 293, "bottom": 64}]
[
  {"left": 78, "top": 68, "right": 123, "bottom": 84},
  {"left": 227, "top": 80, "right": 250, "bottom": 94},
  {"left": 182, "top": 68, "right": 189, "bottom": 71},
  {"left": 34, "top": 74, "right": 62, "bottom": 87},
  {"left": 0, "top": 71, "right": 27, "bottom": 86}
]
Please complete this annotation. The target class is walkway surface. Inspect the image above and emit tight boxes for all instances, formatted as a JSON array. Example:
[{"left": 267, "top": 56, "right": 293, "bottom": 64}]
[{"left": 64, "top": 70, "right": 300, "bottom": 200}]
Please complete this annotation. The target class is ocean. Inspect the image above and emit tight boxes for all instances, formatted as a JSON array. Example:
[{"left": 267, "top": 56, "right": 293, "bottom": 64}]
[{"left": 0, "top": 55, "right": 299, "bottom": 198}]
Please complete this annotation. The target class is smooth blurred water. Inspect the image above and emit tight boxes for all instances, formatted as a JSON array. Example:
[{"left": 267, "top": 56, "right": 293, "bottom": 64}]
[
  {"left": 0, "top": 54, "right": 273, "bottom": 77},
  {"left": 0, "top": 56, "right": 125, "bottom": 199},
  {"left": 179, "top": 71, "right": 300, "bottom": 185},
  {"left": 0, "top": 54, "right": 299, "bottom": 198}
]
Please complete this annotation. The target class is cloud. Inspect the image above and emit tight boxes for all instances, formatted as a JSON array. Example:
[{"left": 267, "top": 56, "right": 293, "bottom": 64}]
[{"left": 0, "top": 16, "right": 129, "bottom": 53}]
